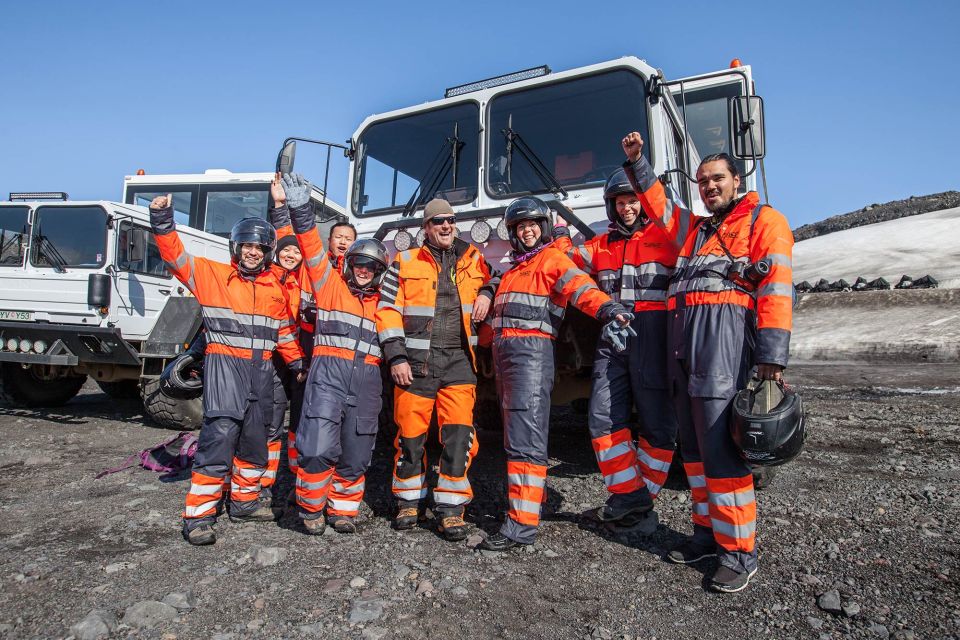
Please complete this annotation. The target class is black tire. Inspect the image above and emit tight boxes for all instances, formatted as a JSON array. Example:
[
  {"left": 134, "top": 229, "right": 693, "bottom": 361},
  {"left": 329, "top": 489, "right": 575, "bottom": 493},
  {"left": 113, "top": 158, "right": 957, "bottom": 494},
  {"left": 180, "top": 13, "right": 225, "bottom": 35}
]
[
  {"left": 141, "top": 377, "right": 203, "bottom": 430},
  {"left": 96, "top": 379, "right": 141, "bottom": 400},
  {"left": 0, "top": 362, "right": 86, "bottom": 407}
]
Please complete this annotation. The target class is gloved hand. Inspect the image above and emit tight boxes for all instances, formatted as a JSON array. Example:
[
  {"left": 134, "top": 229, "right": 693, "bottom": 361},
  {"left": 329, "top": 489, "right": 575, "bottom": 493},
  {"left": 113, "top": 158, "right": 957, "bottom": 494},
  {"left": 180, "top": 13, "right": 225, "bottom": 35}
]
[
  {"left": 600, "top": 313, "right": 637, "bottom": 353},
  {"left": 281, "top": 173, "right": 311, "bottom": 210}
]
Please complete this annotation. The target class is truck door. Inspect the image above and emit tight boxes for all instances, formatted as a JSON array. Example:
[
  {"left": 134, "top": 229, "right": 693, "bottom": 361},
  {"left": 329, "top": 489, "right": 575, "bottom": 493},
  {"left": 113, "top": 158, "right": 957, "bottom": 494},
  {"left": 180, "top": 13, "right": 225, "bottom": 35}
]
[
  {"left": 113, "top": 219, "right": 175, "bottom": 341},
  {"left": 665, "top": 66, "right": 757, "bottom": 193}
]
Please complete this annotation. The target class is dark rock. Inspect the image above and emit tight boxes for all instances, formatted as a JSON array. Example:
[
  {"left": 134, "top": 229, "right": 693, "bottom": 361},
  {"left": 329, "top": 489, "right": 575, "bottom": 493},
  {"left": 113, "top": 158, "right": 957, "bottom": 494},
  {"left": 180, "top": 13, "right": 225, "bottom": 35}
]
[
  {"left": 69, "top": 610, "right": 117, "bottom": 640},
  {"left": 122, "top": 600, "right": 179, "bottom": 629},
  {"left": 817, "top": 590, "right": 842, "bottom": 614}
]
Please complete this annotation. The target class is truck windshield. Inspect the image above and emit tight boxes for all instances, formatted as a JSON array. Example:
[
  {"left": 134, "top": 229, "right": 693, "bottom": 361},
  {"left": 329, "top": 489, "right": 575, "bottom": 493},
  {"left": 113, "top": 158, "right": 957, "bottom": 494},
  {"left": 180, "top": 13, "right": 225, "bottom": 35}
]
[
  {"left": 0, "top": 206, "right": 30, "bottom": 267},
  {"left": 487, "top": 70, "right": 650, "bottom": 198},
  {"left": 353, "top": 102, "right": 479, "bottom": 217},
  {"left": 30, "top": 206, "right": 108, "bottom": 269}
]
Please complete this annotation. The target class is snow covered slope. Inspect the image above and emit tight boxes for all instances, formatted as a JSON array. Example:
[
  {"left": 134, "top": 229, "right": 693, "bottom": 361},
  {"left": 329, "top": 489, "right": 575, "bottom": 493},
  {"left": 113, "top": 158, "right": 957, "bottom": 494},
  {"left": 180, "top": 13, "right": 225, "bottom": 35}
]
[{"left": 793, "top": 207, "right": 960, "bottom": 289}]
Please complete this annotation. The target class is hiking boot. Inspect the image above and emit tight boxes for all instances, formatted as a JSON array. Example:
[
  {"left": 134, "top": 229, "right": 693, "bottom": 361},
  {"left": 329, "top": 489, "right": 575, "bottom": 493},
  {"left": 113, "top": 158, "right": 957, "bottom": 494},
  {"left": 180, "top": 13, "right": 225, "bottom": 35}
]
[
  {"left": 593, "top": 501, "right": 652, "bottom": 523},
  {"left": 303, "top": 516, "right": 326, "bottom": 536},
  {"left": 709, "top": 565, "right": 758, "bottom": 593},
  {"left": 328, "top": 515, "right": 357, "bottom": 534},
  {"left": 229, "top": 505, "right": 277, "bottom": 523},
  {"left": 666, "top": 538, "right": 716, "bottom": 564},
  {"left": 478, "top": 532, "right": 523, "bottom": 552},
  {"left": 183, "top": 524, "right": 216, "bottom": 546},
  {"left": 394, "top": 507, "right": 420, "bottom": 531},
  {"left": 437, "top": 515, "right": 470, "bottom": 542}
]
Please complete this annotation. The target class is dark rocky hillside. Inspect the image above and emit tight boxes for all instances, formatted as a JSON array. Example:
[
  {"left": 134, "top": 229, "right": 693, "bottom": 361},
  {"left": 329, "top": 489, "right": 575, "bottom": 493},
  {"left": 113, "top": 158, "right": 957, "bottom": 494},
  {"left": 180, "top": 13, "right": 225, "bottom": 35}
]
[{"left": 793, "top": 191, "right": 960, "bottom": 241}]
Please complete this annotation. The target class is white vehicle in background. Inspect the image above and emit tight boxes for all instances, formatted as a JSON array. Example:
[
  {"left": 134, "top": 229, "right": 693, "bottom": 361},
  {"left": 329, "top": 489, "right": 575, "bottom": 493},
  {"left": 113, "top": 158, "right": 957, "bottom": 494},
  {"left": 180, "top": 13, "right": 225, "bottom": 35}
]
[
  {"left": 281, "top": 56, "right": 768, "bottom": 416},
  {"left": 0, "top": 170, "right": 344, "bottom": 428}
]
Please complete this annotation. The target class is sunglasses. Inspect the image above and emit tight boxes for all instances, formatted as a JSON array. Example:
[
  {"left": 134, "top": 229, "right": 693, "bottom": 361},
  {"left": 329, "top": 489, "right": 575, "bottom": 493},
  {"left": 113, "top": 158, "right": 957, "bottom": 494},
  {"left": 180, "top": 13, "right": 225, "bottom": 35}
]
[
  {"left": 349, "top": 257, "right": 384, "bottom": 272},
  {"left": 428, "top": 216, "right": 457, "bottom": 226}
]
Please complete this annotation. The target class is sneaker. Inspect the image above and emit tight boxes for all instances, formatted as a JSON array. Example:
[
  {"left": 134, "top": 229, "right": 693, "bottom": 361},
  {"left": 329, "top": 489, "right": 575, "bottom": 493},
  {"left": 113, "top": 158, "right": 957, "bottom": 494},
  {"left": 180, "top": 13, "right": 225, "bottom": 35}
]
[
  {"left": 709, "top": 565, "right": 758, "bottom": 593},
  {"left": 303, "top": 516, "right": 326, "bottom": 536},
  {"left": 593, "top": 501, "right": 652, "bottom": 523},
  {"left": 329, "top": 516, "right": 357, "bottom": 534},
  {"left": 183, "top": 524, "right": 216, "bottom": 546},
  {"left": 478, "top": 532, "right": 523, "bottom": 552},
  {"left": 394, "top": 507, "right": 420, "bottom": 531},
  {"left": 229, "top": 505, "right": 277, "bottom": 523},
  {"left": 666, "top": 539, "right": 716, "bottom": 564},
  {"left": 437, "top": 515, "right": 470, "bottom": 542}
]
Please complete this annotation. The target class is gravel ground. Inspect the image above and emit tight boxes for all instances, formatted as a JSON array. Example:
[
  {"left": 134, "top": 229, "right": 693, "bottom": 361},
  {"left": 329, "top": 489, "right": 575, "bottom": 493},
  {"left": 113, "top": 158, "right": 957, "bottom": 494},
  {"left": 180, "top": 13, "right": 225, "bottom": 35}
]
[{"left": 0, "top": 363, "right": 957, "bottom": 640}]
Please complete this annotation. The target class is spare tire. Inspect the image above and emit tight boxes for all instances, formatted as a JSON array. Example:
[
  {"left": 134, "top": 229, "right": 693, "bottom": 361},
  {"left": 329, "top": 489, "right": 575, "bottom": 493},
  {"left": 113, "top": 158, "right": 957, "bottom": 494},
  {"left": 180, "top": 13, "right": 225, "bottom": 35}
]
[{"left": 141, "top": 377, "right": 203, "bottom": 430}]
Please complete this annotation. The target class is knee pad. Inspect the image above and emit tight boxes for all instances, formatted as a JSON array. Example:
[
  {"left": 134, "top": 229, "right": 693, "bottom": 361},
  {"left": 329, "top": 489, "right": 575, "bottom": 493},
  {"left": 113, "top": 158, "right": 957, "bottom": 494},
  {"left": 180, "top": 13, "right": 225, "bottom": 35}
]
[
  {"left": 439, "top": 424, "right": 475, "bottom": 477},
  {"left": 396, "top": 433, "right": 427, "bottom": 478}
]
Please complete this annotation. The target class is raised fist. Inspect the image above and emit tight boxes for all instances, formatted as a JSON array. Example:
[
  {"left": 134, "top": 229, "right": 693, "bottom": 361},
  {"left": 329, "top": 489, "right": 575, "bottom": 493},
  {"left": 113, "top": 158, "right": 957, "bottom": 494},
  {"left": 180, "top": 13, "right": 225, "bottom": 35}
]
[
  {"left": 271, "top": 172, "right": 286, "bottom": 207},
  {"left": 621, "top": 132, "right": 644, "bottom": 163},
  {"left": 149, "top": 194, "right": 173, "bottom": 211}
]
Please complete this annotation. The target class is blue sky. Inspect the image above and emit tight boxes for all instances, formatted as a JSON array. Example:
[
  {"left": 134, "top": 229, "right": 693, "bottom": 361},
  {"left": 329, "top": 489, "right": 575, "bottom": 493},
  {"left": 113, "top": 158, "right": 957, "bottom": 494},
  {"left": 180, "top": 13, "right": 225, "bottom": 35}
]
[{"left": 1, "top": 0, "right": 957, "bottom": 227}]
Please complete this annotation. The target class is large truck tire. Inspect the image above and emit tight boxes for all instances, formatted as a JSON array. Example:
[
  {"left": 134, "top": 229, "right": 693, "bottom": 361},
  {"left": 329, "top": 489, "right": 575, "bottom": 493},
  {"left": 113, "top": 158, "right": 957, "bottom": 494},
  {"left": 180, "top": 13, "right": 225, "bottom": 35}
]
[
  {"left": 96, "top": 379, "right": 141, "bottom": 400},
  {"left": 0, "top": 362, "right": 86, "bottom": 407},
  {"left": 141, "top": 377, "right": 203, "bottom": 430}
]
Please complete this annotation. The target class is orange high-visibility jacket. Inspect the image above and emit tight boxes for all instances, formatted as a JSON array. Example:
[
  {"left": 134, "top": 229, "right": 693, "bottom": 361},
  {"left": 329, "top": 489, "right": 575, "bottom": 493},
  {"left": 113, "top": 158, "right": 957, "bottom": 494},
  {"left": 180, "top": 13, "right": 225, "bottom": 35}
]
[
  {"left": 624, "top": 155, "right": 794, "bottom": 381},
  {"left": 376, "top": 239, "right": 498, "bottom": 372},
  {"left": 554, "top": 219, "right": 679, "bottom": 313},
  {"left": 492, "top": 243, "right": 620, "bottom": 340}
]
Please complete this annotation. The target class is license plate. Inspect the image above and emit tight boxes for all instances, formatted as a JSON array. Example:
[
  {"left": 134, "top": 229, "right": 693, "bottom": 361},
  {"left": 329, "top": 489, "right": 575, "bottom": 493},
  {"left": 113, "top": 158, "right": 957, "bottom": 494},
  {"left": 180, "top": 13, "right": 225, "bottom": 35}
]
[{"left": 0, "top": 310, "right": 33, "bottom": 321}]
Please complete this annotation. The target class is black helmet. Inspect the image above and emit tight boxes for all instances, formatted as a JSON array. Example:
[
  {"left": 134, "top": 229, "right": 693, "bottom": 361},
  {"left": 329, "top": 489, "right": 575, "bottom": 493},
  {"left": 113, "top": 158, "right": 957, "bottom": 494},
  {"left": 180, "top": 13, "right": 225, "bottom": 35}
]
[
  {"left": 730, "top": 378, "right": 806, "bottom": 467},
  {"left": 343, "top": 238, "right": 388, "bottom": 293},
  {"left": 603, "top": 168, "right": 635, "bottom": 224},
  {"left": 230, "top": 217, "right": 276, "bottom": 274},
  {"left": 159, "top": 352, "right": 203, "bottom": 400},
  {"left": 504, "top": 196, "right": 552, "bottom": 253}
]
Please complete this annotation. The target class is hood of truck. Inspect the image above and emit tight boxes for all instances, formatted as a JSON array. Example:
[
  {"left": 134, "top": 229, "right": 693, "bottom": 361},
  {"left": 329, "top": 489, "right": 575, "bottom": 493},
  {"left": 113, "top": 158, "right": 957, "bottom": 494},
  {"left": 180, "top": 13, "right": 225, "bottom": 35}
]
[{"left": 0, "top": 269, "right": 104, "bottom": 326}]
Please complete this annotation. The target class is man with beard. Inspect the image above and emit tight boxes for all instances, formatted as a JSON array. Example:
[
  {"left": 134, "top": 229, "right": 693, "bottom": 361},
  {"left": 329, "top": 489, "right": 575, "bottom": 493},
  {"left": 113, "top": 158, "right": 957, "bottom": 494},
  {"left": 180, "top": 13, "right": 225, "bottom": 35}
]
[{"left": 621, "top": 131, "right": 794, "bottom": 593}]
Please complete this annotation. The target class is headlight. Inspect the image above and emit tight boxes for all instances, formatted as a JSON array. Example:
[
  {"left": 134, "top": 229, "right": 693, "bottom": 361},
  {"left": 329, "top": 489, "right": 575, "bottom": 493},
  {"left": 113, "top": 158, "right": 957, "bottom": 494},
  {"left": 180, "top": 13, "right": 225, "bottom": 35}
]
[
  {"left": 33, "top": 340, "right": 47, "bottom": 354},
  {"left": 394, "top": 230, "right": 412, "bottom": 252},
  {"left": 18, "top": 339, "right": 31, "bottom": 353},
  {"left": 496, "top": 219, "right": 510, "bottom": 241},
  {"left": 416, "top": 229, "right": 426, "bottom": 247},
  {"left": 470, "top": 220, "right": 491, "bottom": 244},
  {"left": 5, "top": 338, "right": 17, "bottom": 351}
]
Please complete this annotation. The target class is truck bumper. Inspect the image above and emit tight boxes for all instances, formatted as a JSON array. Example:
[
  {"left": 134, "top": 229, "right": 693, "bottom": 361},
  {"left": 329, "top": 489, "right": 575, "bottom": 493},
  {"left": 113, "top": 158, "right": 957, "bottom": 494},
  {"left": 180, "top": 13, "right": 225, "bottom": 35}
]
[{"left": 0, "top": 322, "right": 141, "bottom": 367}]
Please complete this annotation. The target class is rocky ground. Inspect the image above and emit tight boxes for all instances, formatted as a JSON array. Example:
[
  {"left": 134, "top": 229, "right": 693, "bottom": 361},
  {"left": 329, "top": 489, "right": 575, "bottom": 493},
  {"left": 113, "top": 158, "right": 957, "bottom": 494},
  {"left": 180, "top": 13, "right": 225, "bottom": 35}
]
[
  {"left": 0, "top": 364, "right": 958, "bottom": 640},
  {"left": 792, "top": 191, "right": 960, "bottom": 241}
]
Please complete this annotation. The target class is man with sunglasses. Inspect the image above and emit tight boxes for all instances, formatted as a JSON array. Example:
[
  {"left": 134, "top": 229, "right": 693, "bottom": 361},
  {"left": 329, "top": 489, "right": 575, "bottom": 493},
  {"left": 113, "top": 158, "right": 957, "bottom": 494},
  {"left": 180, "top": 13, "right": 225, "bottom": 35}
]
[{"left": 376, "top": 198, "right": 500, "bottom": 541}]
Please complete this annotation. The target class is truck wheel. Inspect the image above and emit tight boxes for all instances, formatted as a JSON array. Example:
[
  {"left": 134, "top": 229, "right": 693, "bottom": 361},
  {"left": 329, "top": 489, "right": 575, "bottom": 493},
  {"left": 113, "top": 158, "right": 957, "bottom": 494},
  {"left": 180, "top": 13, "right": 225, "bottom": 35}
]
[
  {"left": 141, "top": 377, "right": 203, "bottom": 430},
  {"left": 96, "top": 380, "right": 141, "bottom": 400},
  {"left": 0, "top": 362, "right": 86, "bottom": 407}
]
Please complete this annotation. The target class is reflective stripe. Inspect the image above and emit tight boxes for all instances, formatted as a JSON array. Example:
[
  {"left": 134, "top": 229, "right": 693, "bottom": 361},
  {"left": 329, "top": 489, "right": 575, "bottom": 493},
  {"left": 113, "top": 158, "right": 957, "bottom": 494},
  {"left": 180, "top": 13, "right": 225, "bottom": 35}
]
[
  {"left": 468, "top": 335, "right": 478, "bottom": 346},
  {"left": 403, "top": 305, "right": 435, "bottom": 317},
  {"left": 332, "top": 481, "right": 365, "bottom": 496},
  {"left": 234, "top": 465, "right": 262, "bottom": 479},
  {"left": 461, "top": 303, "right": 473, "bottom": 314},
  {"left": 603, "top": 467, "right": 638, "bottom": 487},
  {"left": 757, "top": 282, "right": 795, "bottom": 297},
  {"left": 184, "top": 503, "right": 216, "bottom": 517},
  {"left": 643, "top": 477, "right": 662, "bottom": 495},
  {"left": 297, "top": 494, "right": 327, "bottom": 506},
  {"left": 509, "top": 498, "right": 542, "bottom": 515},
  {"left": 763, "top": 252, "right": 792, "bottom": 267},
  {"left": 711, "top": 519, "right": 756, "bottom": 540},
  {"left": 687, "top": 474, "right": 706, "bottom": 489},
  {"left": 596, "top": 441, "right": 633, "bottom": 463},
  {"left": 379, "top": 327, "right": 405, "bottom": 341},
  {"left": 693, "top": 502, "right": 710, "bottom": 516},
  {"left": 637, "top": 448, "right": 672, "bottom": 472},
  {"left": 393, "top": 474, "right": 424, "bottom": 490},
  {"left": 436, "top": 477, "right": 470, "bottom": 491},
  {"left": 315, "top": 334, "right": 382, "bottom": 357},
  {"left": 507, "top": 472, "right": 547, "bottom": 489},
  {"left": 395, "top": 488, "right": 428, "bottom": 501},
  {"left": 434, "top": 492, "right": 470, "bottom": 505},
  {"left": 316, "top": 308, "right": 372, "bottom": 328},
  {"left": 568, "top": 282, "right": 595, "bottom": 306},
  {"left": 404, "top": 337, "right": 431, "bottom": 350},
  {"left": 709, "top": 488, "right": 756, "bottom": 509},
  {"left": 553, "top": 268, "right": 578, "bottom": 294},
  {"left": 297, "top": 477, "right": 331, "bottom": 491},
  {"left": 207, "top": 332, "right": 275, "bottom": 351},
  {"left": 492, "top": 316, "right": 557, "bottom": 336},
  {"left": 378, "top": 301, "right": 402, "bottom": 313},
  {"left": 277, "top": 333, "right": 295, "bottom": 344},
  {"left": 328, "top": 498, "right": 360, "bottom": 512},
  {"left": 187, "top": 483, "right": 222, "bottom": 496}
]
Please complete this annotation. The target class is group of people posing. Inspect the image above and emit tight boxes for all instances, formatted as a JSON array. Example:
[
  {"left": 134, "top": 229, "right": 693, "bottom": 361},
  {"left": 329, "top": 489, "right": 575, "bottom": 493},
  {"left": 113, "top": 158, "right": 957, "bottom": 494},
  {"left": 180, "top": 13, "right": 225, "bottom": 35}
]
[{"left": 149, "top": 130, "right": 793, "bottom": 594}]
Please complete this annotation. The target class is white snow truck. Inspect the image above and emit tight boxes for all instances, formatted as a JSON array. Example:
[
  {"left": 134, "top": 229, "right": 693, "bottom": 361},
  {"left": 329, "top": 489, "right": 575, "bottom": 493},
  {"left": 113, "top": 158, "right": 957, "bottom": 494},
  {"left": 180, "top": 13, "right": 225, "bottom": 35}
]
[
  {"left": 280, "top": 56, "right": 768, "bottom": 415},
  {"left": 0, "top": 170, "right": 345, "bottom": 428}
]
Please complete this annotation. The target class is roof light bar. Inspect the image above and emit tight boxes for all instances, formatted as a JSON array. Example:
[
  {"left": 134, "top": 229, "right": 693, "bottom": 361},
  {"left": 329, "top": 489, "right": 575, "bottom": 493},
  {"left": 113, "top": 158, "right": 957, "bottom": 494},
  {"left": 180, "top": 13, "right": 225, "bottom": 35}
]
[
  {"left": 8, "top": 192, "right": 69, "bottom": 201},
  {"left": 444, "top": 65, "right": 551, "bottom": 98}
]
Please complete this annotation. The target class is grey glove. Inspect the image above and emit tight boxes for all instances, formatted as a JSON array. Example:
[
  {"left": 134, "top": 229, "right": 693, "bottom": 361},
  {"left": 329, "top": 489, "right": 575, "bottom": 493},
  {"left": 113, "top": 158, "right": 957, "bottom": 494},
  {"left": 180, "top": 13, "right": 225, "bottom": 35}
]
[
  {"left": 600, "top": 313, "right": 637, "bottom": 353},
  {"left": 281, "top": 173, "right": 311, "bottom": 209}
]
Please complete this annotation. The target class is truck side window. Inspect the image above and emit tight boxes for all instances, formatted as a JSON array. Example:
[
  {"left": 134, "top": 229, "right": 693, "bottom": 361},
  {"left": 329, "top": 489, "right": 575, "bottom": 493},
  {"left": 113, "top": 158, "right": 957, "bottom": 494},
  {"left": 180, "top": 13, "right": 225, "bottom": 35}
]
[
  {"left": 118, "top": 222, "right": 169, "bottom": 277},
  {"left": 0, "top": 206, "right": 29, "bottom": 266}
]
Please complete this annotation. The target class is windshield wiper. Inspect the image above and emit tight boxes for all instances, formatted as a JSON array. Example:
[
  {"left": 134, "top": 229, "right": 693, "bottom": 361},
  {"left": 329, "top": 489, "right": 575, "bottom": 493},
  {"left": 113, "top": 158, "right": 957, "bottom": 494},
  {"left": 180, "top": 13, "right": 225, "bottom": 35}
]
[
  {"left": 36, "top": 234, "right": 68, "bottom": 273},
  {"left": 501, "top": 115, "right": 568, "bottom": 199},
  {"left": 401, "top": 126, "right": 464, "bottom": 218}
]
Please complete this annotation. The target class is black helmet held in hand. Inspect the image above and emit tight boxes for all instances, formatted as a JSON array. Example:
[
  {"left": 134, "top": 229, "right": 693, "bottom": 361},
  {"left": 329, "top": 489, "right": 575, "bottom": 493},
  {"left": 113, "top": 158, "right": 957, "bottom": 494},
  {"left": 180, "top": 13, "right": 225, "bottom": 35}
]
[
  {"left": 504, "top": 196, "right": 553, "bottom": 253},
  {"left": 343, "top": 238, "right": 388, "bottom": 292},
  {"left": 230, "top": 217, "right": 277, "bottom": 274},
  {"left": 730, "top": 378, "right": 806, "bottom": 467}
]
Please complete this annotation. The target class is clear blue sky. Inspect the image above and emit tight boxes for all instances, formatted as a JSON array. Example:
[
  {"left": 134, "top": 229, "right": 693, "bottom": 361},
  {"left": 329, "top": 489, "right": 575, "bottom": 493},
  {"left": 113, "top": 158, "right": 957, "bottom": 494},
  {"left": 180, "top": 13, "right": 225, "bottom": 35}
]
[{"left": 2, "top": 0, "right": 957, "bottom": 227}]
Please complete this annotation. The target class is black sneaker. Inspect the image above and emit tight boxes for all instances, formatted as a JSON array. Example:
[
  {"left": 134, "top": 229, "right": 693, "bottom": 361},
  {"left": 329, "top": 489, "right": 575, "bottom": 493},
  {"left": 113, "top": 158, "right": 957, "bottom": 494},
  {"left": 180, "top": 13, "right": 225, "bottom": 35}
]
[
  {"left": 593, "top": 500, "right": 653, "bottom": 523},
  {"left": 229, "top": 505, "right": 277, "bottom": 523},
  {"left": 478, "top": 532, "right": 524, "bottom": 552},
  {"left": 183, "top": 524, "right": 216, "bottom": 546},
  {"left": 666, "top": 539, "right": 716, "bottom": 564},
  {"left": 709, "top": 565, "right": 758, "bottom": 593}
]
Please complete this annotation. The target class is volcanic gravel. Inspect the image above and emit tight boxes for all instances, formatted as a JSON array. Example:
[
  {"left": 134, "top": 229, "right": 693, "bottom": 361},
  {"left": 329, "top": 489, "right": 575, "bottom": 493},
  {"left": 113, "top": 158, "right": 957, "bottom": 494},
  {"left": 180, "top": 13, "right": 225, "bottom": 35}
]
[{"left": 0, "top": 364, "right": 957, "bottom": 639}]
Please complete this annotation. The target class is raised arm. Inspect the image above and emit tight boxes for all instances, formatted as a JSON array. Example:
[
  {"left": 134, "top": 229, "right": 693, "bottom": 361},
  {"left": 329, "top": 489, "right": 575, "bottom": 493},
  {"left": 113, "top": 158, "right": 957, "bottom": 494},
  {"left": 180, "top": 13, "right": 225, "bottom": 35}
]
[
  {"left": 279, "top": 173, "right": 338, "bottom": 300},
  {"left": 149, "top": 194, "right": 201, "bottom": 296}
]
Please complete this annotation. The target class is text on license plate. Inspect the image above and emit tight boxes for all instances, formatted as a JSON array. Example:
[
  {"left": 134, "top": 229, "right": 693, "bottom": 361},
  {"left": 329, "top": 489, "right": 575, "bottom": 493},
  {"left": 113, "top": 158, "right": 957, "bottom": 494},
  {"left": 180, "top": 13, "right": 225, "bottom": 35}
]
[{"left": 0, "top": 310, "right": 33, "bottom": 321}]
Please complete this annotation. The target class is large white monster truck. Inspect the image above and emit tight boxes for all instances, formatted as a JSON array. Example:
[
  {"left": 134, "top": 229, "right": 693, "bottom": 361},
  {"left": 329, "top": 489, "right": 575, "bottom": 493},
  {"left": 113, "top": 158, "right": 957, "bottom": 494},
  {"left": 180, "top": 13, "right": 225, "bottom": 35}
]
[{"left": 0, "top": 170, "right": 345, "bottom": 428}]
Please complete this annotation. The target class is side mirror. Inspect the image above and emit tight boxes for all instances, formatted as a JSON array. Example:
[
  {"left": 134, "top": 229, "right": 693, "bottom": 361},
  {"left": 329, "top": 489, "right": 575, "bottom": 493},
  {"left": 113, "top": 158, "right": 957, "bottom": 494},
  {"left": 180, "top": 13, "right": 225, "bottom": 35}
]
[
  {"left": 128, "top": 228, "right": 146, "bottom": 264},
  {"left": 277, "top": 140, "right": 297, "bottom": 174},
  {"left": 728, "top": 95, "right": 766, "bottom": 160},
  {"left": 87, "top": 273, "right": 111, "bottom": 307}
]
